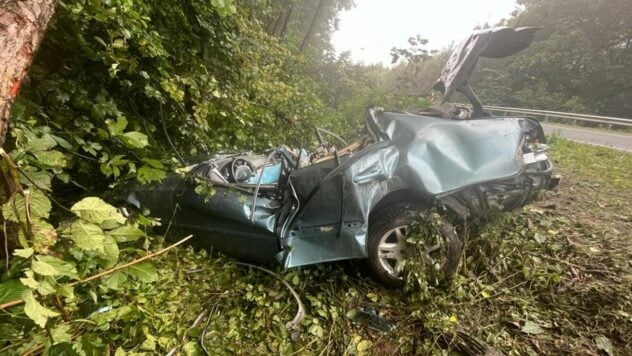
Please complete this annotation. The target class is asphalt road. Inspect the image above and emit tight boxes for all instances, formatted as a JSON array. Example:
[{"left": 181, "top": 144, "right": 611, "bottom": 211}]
[{"left": 542, "top": 123, "right": 632, "bottom": 152}]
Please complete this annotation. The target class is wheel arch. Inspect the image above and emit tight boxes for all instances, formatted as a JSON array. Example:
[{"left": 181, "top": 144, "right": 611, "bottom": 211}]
[{"left": 369, "top": 188, "right": 434, "bottom": 223}]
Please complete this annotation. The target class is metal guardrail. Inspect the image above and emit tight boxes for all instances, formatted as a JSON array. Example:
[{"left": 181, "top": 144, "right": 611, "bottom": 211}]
[{"left": 481, "top": 105, "right": 632, "bottom": 128}]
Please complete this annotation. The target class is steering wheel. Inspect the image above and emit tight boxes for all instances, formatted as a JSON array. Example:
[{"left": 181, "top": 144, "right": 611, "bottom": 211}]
[{"left": 230, "top": 158, "right": 255, "bottom": 183}]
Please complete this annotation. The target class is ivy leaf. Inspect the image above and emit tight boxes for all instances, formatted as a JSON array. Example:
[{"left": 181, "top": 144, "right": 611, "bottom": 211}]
[
  {"left": 125, "top": 262, "right": 158, "bottom": 283},
  {"left": 107, "top": 225, "right": 145, "bottom": 243},
  {"left": 22, "top": 289, "right": 59, "bottom": 328},
  {"left": 32, "top": 255, "right": 78, "bottom": 279},
  {"left": 70, "top": 221, "right": 106, "bottom": 252},
  {"left": 118, "top": 131, "right": 148, "bottom": 149},
  {"left": 0, "top": 280, "right": 27, "bottom": 304},
  {"left": 71, "top": 197, "right": 126, "bottom": 225}
]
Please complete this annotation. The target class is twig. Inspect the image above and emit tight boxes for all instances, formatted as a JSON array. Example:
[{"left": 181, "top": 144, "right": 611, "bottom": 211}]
[
  {"left": 160, "top": 102, "right": 185, "bottom": 165},
  {"left": 68, "top": 234, "right": 192, "bottom": 286},
  {"left": 53, "top": 296, "right": 70, "bottom": 322},
  {"left": 17, "top": 167, "right": 73, "bottom": 213},
  {"left": 236, "top": 262, "right": 305, "bottom": 336},
  {"left": 0, "top": 235, "right": 192, "bottom": 310},
  {"left": 3, "top": 220, "right": 8, "bottom": 271}
]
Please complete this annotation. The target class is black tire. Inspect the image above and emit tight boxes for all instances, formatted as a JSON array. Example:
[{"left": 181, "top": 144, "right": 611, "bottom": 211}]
[{"left": 367, "top": 202, "right": 463, "bottom": 288}]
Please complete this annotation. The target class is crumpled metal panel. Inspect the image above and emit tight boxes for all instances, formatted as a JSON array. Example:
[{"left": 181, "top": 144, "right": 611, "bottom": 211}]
[
  {"left": 378, "top": 112, "right": 525, "bottom": 195},
  {"left": 279, "top": 111, "right": 539, "bottom": 267},
  {"left": 280, "top": 145, "right": 399, "bottom": 267}
]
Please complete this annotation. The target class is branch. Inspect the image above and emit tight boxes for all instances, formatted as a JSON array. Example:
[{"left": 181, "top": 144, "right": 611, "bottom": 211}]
[{"left": 0, "top": 234, "right": 193, "bottom": 310}]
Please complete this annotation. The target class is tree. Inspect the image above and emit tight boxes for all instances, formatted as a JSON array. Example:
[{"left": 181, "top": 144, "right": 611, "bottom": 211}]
[
  {"left": 299, "top": 0, "right": 327, "bottom": 51},
  {"left": 0, "top": 0, "right": 57, "bottom": 146},
  {"left": 471, "top": 0, "right": 632, "bottom": 117},
  {"left": 269, "top": 0, "right": 294, "bottom": 39}
]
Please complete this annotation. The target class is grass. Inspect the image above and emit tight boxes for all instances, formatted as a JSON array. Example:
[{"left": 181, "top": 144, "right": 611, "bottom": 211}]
[
  {"left": 16, "top": 136, "right": 628, "bottom": 355},
  {"left": 548, "top": 134, "right": 632, "bottom": 190}
]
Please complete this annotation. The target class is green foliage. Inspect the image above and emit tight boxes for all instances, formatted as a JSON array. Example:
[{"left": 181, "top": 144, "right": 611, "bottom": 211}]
[
  {"left": 548, "top": 135, "right": 632, "bottom": 190},
  {"left": 4, "top": 0, "right": 630, "bottom": 354},
  {"left": 13, "top": 0, "right": 354, "bottom": 200},
  {"left": 0, "top": 195, "right": 161, "bottom": 353},
  {"left": 473, "top": 0, "right": 632, "bottom": 117}
]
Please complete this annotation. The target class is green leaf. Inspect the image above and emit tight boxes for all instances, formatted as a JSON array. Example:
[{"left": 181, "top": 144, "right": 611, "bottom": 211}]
[
  {"left": 125, "top": 262, "right": 158, "bottom": 283},
  {"left": 36, "top": 279, "right": 57, "bottom": 296},
  {"left": 29, "top": 134, "right": 57, "bottom": 152},
  {"left": 137, "top": 166, "right": 166, "bottom": 184},
  {"left": 31, "top": 150, "right": 67, "bottom": 168},
  {"left": 101, "top": 271, "right": 127, "bottom": 290},
  {"left": 99, "top": 235, "right": 119, "bottom": 268},
  {"left": 107, "top": 116, "right": 128, "bottom": 136},
  {"left": 141, "top": 158, "right": 164, "bottom": 169},
  {"left": 22, "top": 289, "right": 59, "bottom": 328},
  {"left": 32, "top": 255, "right": 78, "bottom": 279},
  {"left": 20, "top": 270, "right": 39, "bottom": 289},
  {"left": 70, "top": 220, "right": 105, "bottom": 252},
  {"left": 14, "top": 248, "right": 34, "bottom": 258},
  {"left": 51, "top": 324, "right": 72, "bottom": 345},
  {"left": 71, "top": 197, "right": 126, "bottom": 225},
  {"left": 21, "top": 168, "right": 52, "bottom": 191},
  {"left": 0, "top": 280, "right": 27, "bottom": 304},
  {"left": 2, "top": 189, "right": 52, "bottom": 222},
  {"left": 31, "top": 219, "right": 58, "bottom": 254},
  {"left": 118, "top": 131, "right": 148, "bottom": 149},
  {"left": 107, "top": 225, "right": 145, "bottom": 243}
]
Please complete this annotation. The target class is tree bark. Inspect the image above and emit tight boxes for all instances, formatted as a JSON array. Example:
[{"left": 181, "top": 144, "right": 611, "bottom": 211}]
[
  {"left": 278, "top": 2, "right": 293, "bottom": 40},
  {"left": 299, "top": 0, "right": 327, "bottom": 52},
  {"left": 271, "top": 0, "right": 289, "bottom": 37},
  {"left": 0, "top": 0, "right": 57, "bottom": 147}
]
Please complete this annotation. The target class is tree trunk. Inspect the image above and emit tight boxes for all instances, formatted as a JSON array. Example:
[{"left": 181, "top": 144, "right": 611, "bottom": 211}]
[
  {"left": 0, "top": 0, "right": 57, "bottom": 147},
  {"left": 299, "top": 0, "right": 327, "bottom": 52},
  {"left": 278, "top": 2, "right": 293, "bottom": 40},
  {"left": 271, "top": 0, "right": 290, "bottom": 37}
]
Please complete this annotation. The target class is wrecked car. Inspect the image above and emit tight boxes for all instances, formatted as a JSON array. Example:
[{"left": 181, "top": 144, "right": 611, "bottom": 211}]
[{"left": 121, "top": 27, "right": 560, "bottom": 287}]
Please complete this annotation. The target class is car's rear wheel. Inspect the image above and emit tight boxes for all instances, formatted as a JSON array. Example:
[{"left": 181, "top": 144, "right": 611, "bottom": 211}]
[{"left": 367, "top": 202, "right": 462, "bottom": 288}]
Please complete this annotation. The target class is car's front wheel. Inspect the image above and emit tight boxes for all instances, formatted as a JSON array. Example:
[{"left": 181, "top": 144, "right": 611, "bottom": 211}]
[{"left": 367, "top": 202, "right": 463, "bottom": 288}]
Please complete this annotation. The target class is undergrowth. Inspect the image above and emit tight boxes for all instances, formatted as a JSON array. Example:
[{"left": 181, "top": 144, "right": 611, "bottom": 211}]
[{"left": 1, "top": 140, "right": 630, "bottom": 355}]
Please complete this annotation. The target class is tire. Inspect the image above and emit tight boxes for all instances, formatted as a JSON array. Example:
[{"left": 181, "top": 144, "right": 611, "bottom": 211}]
[{"left": 367, "top": 202, "right": 463, "bottom": 288}]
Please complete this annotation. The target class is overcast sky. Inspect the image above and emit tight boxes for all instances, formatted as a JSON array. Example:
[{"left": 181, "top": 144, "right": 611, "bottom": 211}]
[{"left": 332, "top": 0, "right": 520, "bottom": 65}]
